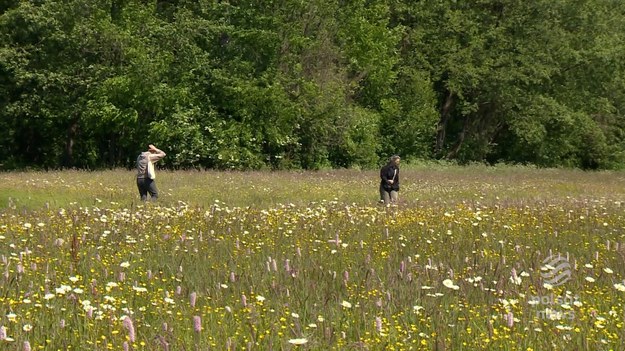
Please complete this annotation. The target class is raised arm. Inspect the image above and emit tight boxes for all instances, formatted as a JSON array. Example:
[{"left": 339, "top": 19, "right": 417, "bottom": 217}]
[{"left": 148, "top": 144, "right": 166, "bottom": 162}]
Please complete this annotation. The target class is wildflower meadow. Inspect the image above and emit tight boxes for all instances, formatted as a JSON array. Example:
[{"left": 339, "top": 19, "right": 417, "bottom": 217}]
[{"left": 1, "top": 165, "right": 625, "bottom": 350}]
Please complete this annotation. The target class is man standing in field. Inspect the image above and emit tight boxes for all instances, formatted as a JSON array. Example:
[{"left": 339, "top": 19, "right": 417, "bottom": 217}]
[
  {"left": 136, "top": 144, "right": 166, "bottom": 201},
  {"left": 380, "top": 155, "right": 400, "bottom": 204}
]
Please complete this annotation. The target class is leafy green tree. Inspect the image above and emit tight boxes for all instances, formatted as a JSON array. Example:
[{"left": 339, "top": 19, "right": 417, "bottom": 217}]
[
  {"left": 1, "top": 0, "right": 624, "bottom": 170},
  {"left": 392, "top": 0, "right": 625, "bottom": 168}
]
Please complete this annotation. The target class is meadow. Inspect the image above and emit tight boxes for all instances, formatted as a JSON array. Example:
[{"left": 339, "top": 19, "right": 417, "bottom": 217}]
[{"left": 1, "top": 164, "right": 625, "bottom": 350}]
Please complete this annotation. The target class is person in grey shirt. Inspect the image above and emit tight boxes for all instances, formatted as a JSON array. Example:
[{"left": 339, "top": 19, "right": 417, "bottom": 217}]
[{"left": 136, "top": 144, "right": 166, "bottom": 201}]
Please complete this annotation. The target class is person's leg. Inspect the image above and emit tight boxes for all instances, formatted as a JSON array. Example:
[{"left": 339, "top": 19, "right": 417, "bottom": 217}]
[
  {"left": 390, "top": 190, "right": 398, "bottom": 203},
  {"left": 147, "top": 180, "right": 159, "bottom": 200},
  {"left": 137, "top": 178, "right": 148, "bottom": 201},
  {"left": 380, "top": 184, "right": 391, "bottom": 204}
]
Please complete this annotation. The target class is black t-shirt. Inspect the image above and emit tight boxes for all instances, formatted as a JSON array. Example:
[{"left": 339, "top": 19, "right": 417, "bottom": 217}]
[{"left": 380, "top": 164, "right": 400, "bottom": 191}]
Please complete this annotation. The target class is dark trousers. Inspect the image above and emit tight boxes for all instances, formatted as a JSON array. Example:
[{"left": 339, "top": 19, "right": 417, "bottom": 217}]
[
  {"left": 137, "top": 177, "right": 158, "bottom": 201},
  {"left": 379, "top": 184, "right": 398, "bottom": 204}
]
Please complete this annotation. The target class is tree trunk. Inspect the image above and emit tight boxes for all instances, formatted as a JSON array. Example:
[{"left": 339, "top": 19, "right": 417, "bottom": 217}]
[
  {"left": 435, "top": 90, "right": 454, "bottom": 155},
  {"left": 63, "top": 119, "right": 79, "bottom": 168},
  {"left": 446, "top": 115, "right": 470, "bottom": 159}
]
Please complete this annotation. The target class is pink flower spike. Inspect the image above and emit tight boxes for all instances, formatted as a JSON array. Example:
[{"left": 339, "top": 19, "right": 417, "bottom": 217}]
[
  {"left": 193, "top": 316, "right": 202, "bottom": 333},
  {"left": 189, "top": 292, "right": 197, "bottom": 308},
  {"left": 506, "top": 312, "right": 514, "bottom": 328},
  {"left": 123, "top": 316, "right": 136, "bottom": 343}
]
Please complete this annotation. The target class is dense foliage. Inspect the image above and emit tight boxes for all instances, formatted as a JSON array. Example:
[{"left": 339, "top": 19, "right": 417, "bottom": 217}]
[{"left": 1, "top": 0, "right": 624, "bottom": 170}]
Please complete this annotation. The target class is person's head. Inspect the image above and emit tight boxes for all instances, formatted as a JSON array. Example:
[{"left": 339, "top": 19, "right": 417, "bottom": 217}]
[{"left": 389, "top": 155, "right": 400, "bottom": 166}]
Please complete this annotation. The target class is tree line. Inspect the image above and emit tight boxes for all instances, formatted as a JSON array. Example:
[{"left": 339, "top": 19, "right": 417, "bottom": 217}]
[{"left": 1, "top": 0, "right": 624, "bottom": 170}]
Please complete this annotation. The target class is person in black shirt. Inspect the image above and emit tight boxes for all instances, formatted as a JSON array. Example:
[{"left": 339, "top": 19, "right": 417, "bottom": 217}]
[{"left": 380, "top": 155, "right": 400, "bottom": 204}]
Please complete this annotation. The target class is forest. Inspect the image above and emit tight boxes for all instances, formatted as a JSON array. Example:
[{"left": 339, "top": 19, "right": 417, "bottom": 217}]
[{"left": 1, "top": 0, "right": 624, "bottom": 170}]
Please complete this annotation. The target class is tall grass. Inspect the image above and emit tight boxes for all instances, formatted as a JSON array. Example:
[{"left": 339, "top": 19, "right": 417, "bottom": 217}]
[
  {"left": 2, "top": 166, "right": 622, "bottom": 209},
  {"left": 1, "top": 166, "right": 624, "bottom": 350}
]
